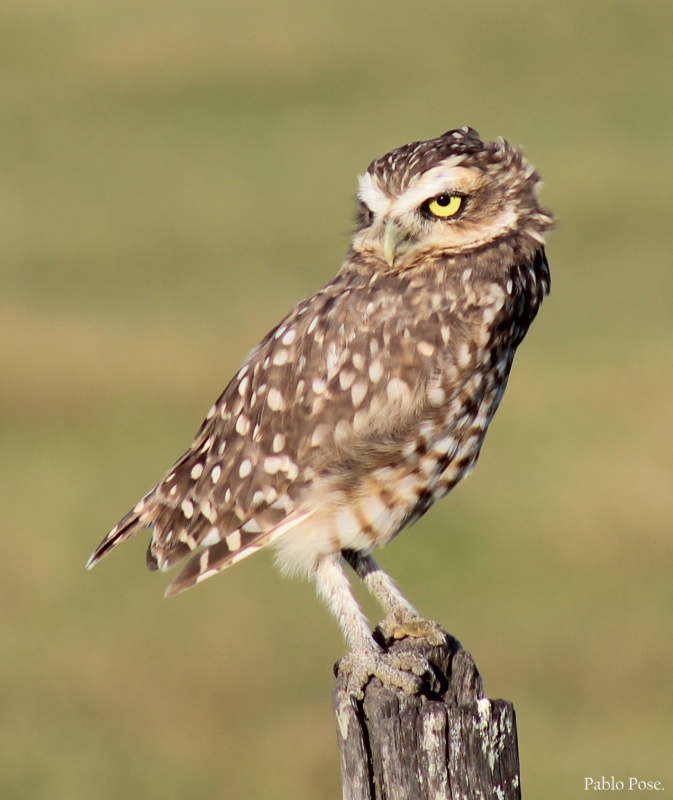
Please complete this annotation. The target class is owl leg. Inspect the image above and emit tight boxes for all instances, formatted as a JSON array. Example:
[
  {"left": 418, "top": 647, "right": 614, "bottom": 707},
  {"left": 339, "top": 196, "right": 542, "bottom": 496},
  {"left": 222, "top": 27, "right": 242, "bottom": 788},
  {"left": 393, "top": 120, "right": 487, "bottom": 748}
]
[
  {"left": 313, "top": 553, "right": 429, "bottom": 697},
  {"left": 341, "top": 550, "right": 446, "bottom": 646}
]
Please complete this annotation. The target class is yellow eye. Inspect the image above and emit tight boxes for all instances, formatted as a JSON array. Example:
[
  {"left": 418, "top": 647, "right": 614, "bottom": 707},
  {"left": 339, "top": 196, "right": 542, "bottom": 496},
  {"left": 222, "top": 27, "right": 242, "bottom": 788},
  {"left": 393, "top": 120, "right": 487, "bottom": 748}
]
[{"left": 426, "top": 194, "right": 463, "bottom": 218}]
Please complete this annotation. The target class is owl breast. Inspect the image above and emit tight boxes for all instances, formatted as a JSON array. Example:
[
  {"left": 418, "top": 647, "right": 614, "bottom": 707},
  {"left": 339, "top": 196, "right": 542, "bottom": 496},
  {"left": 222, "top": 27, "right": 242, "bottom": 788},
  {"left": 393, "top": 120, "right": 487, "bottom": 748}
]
[
  {"left": 292, "top": 247, "right": 548, "bottom": 553},
  {"left": 346, "top": 248, "right": 550, "bottom": 541}
]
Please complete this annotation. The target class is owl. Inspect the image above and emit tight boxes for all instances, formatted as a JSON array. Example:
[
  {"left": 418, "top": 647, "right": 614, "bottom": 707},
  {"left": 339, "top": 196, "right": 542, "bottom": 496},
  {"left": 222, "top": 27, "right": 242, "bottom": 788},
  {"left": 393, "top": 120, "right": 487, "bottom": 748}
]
[{"left": 88, "top": 127, "right": 553, "bottom": 695}]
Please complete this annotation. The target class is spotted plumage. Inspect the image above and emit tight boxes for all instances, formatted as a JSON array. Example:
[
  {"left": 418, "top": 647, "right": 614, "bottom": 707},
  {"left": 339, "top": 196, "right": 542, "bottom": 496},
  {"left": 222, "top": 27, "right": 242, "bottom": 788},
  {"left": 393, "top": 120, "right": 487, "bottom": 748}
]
[{"left": 88, "top": 127, "right": 552, "bottom": 695}]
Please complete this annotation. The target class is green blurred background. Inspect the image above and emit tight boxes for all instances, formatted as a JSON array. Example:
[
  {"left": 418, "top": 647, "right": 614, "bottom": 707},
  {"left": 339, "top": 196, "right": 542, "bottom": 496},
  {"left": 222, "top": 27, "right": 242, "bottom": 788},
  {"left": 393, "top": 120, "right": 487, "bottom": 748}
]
[{"left": 2, "top": 1, "right": 671, "bottom": 797}]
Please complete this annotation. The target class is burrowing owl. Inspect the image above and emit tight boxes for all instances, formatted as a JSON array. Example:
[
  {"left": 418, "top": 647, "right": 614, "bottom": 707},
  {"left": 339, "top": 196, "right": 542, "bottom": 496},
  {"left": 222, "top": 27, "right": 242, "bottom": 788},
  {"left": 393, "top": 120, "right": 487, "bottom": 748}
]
[{"left": 88, "top": 127, "right": 552, "bottom": 694}]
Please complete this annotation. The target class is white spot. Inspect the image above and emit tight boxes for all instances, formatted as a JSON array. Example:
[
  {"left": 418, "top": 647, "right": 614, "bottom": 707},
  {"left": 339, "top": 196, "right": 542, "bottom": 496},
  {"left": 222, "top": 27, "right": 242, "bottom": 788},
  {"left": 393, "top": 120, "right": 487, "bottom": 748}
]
[
  {"left": 462, "top": 268, "right": 473, "bottom": 282},
  {"left": 235, "top": 415, "right": 251, "bottom": 435},
  {"left": 482, "top": 307, "right": 498, "bottom": 324},
  {"left": 190, "top": 463, "right": 204, "bottom": 480},
  {"left": 264, "top": 456, "right": 282, "bottom": 474},
  {"left": 283, "top": 459, "right": 299, "bottom": 481},
  {"left": 274, "top": 325, "right": 287, "bottom": 340},
  {"left": 263, "top": 486, "right": 278, "bottom": 504},
  {"left": 267, "top": 388, "right": 285, "bottom": 411},
  {"left": 281, "top": 328, "right": 296, "bottom": 346},
  {"left": 181, "top": 500, "right": 194, "bottom": 519},
  {"left": 270, "top": 494, "right": 295, "bottom": 518},
  {"left": 201, "top": 527, "right": 220, "bottom": 547},
  {"left": 211, "top": 465, "right": 222, "bottom": 484},
  {"left": 312, "top": 377, "right": 326, "bottom": 395},
  {"left": 273, "top": 433, "right": 286, "bottom": 452},
  {"left": 206, "top": 404, "right": 216, "bottom": 420},
  {"left": 307, "top": 316, "right": 319, "bottom": 334},
  {"left": 339, "top": 370, "right": 355, "bottom": 391},
  {"left": 200, "top": 499, "right": 217, "bottom": 523},
  {"left": 310, "top": 425, "right": 330, "bottom": 448},
  {"left": 238, "top": 376, "right": 250, "bottom": 396},
  {"left": 457, "top": 343, "right": 472, "bottom": 368},
  {"left": 351, "top": 381, "right": 368, "bottom": 407},
  {"left": 195, "top": 566, "right": 213, "bottom": 584},
  {"left": 239, "top": 459, "right": 252, "bottom": 478},
  {"left": 386, "top": 377, "right": 410, "bottom": 402},
  {"left": 226, "top": 530, "right": 242, "bottom": 551},
  {"left": 243, "top": 518, "right": 262, "bottom": 534},
  {"left": 416, "top": 341, "right": 435, "bottom": 357},
  {"left": 273, "top": 349, "right": 289, "bottom": 366},
  {"left": 368, "top": 360, "right": 384, "bottom": 383}
]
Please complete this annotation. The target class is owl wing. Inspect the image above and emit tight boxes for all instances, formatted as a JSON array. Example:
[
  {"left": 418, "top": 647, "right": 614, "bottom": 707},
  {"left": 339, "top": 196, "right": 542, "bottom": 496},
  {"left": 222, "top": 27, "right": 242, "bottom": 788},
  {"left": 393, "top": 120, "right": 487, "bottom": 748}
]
[{"left": 87, "top": 267, "right": 474, "bottom": 594}]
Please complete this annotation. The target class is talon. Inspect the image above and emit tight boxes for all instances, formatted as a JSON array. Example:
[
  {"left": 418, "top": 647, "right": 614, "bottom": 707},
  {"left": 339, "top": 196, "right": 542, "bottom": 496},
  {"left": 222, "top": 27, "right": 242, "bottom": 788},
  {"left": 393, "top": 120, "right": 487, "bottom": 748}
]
[
  {"left": 377, "top": 616, "right": 446, "bottom": 646},
  {"left": 338, "top": 648, "right": 430, "bottom": 698}
]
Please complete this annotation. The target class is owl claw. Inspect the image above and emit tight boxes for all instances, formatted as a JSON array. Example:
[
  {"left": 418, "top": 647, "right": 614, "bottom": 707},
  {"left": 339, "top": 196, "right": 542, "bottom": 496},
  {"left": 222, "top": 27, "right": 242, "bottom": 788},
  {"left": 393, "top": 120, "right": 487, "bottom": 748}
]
[
  {"left": 338, "top": 649, "right": 430, "bottom": 699},
  {"left": 377, "top": 616, "right": 447, "bottom": 647}
]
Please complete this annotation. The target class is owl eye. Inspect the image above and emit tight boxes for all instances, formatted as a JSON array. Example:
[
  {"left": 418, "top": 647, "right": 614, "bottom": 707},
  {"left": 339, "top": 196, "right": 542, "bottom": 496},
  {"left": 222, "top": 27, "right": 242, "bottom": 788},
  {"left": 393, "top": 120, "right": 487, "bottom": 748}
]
[
  {"left": 355, "top": 200, "right": 374, "bottom": 229},
  {"left": 424, "top": 194, "right": 464, "bottom": 219}
]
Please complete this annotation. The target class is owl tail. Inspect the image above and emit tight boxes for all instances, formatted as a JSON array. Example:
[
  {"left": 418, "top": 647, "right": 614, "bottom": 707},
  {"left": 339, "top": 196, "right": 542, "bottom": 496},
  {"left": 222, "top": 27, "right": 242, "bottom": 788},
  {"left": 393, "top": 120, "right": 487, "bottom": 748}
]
[
  {"left": 86, "top": 505, "right": 148, "bottom": 570},
  {"left": 164, "top": 508, "right": 314, "bottom": 597}
]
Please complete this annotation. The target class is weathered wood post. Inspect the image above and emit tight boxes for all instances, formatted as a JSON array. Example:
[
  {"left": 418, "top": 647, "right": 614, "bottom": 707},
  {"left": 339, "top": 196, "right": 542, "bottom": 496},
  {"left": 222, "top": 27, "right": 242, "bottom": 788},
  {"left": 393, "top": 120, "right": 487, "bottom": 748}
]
[{"left": 333, "top": 630, "right": 521, "bottom": 800}]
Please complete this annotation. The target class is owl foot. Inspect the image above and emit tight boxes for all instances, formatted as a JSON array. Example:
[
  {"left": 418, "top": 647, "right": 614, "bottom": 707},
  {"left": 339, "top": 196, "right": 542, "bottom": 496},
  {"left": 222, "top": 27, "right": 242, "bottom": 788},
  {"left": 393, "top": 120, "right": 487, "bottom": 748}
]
[
  {"left": 377, "top": 616, "right": 446, "bottom": 647},
  {"left": 337, "top": 648, "right": 430, "bottom": 699}
]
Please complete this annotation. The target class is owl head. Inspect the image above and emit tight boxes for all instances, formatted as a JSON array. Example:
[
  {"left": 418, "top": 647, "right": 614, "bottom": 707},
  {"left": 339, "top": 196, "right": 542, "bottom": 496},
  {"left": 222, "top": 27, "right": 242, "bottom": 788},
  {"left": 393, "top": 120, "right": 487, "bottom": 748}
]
[{"left": 352, "top": 127, "right": 553, "bottom": 269}]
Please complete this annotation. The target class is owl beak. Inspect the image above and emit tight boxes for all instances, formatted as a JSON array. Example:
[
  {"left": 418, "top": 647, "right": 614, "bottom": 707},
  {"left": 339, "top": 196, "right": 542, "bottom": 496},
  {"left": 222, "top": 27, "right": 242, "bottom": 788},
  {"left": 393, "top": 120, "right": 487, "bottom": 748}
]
[{"left": 381, "top": 220, "right": 407, "bottom": 267}]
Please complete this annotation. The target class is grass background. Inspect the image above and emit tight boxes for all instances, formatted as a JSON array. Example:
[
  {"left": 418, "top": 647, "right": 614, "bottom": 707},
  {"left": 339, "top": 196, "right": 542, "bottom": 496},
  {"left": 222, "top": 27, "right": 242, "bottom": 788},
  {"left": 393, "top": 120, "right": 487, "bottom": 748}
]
[{"left": 1, "top": 1, "right": 672, "bottom": 797}]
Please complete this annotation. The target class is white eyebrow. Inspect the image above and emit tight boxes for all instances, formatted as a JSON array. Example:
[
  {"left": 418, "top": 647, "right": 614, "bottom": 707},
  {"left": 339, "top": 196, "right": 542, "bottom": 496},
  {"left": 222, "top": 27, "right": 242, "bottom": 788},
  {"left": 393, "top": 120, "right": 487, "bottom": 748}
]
[
  {"left": 357, "top": 157, "right": 477, "bottom": 218},
  {"left": 357, "top": 171, "right": 390, "bottom": 217}
]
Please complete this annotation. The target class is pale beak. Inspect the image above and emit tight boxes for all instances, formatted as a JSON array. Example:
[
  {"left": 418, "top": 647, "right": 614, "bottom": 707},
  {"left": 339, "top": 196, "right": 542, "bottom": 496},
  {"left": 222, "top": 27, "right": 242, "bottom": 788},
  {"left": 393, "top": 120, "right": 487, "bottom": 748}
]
[{"left": 380, "top": 220, "right": 407, "bottom": 267}]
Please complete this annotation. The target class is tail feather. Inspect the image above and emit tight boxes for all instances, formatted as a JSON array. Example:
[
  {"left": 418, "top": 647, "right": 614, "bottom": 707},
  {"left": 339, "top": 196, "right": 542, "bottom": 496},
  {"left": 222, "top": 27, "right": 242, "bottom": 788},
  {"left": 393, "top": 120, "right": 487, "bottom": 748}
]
[
  {"left": 165, "top": 509, "right": 313, "bottom": 597},
  {"left": 88, "top": 490, "right": 313, "bottom": 596},
  {"left": 86, "top": 507, "right": 147, "bottom": 569}
]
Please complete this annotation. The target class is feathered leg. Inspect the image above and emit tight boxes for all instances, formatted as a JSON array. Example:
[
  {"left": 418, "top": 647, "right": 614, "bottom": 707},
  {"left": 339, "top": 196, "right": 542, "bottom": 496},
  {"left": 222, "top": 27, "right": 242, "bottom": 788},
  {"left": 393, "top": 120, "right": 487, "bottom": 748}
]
[
  {"left": 341, "top": 549, "right": 445, "bottom": 646},
  {"left": 312, "top": 553, "right": 429, "bottom": 697}
]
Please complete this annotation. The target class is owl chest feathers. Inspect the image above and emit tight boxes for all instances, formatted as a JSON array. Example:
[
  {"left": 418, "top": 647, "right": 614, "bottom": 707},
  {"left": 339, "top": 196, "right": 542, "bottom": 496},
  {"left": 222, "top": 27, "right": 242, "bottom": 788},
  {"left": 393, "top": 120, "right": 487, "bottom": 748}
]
[{"left": 271, "top": 247, "right": 549, "bottom": 563}]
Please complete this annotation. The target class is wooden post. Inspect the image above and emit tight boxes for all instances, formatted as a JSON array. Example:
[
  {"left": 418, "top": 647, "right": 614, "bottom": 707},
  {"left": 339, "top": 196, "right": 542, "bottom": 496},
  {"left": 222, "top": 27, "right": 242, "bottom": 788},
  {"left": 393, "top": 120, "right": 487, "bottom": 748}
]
[{"left": 333, "top": 631, "right": 521, "bottom": 800}]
